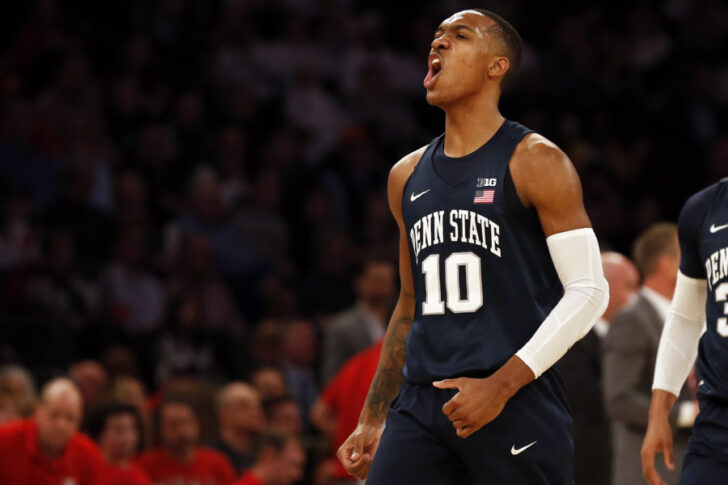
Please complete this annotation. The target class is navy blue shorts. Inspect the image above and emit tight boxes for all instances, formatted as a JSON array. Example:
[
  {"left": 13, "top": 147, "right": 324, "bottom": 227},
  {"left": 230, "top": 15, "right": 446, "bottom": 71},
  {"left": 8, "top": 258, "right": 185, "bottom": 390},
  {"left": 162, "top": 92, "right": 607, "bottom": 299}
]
[
  {"left": 366, "top": 371, "right": 573, "bottom": 484},
  {"left": 680, "top": 397, "right": 728, "bottom": 484}
]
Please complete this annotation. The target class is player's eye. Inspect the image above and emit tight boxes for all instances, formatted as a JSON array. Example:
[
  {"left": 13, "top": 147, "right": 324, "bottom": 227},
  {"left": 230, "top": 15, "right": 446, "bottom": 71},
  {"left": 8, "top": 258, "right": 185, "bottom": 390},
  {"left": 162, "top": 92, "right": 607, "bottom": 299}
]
[{"left": 456, "top": 33, "right": 468, "bottom": 40}]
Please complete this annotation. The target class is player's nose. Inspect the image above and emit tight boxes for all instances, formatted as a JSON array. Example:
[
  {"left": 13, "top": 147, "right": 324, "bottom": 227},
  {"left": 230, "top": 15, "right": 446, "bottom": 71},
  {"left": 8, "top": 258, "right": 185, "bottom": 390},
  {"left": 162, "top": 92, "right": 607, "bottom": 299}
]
[{"left": 431, "top": 34, "right": 449, "bottom": 51}]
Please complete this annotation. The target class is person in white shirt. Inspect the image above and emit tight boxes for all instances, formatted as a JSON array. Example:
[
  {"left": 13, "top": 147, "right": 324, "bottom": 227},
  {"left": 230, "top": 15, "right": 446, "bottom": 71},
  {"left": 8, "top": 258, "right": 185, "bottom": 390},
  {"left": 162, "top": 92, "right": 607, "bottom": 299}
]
[{"left": 602, "top": 223, "right": 697, "bottom": 485}]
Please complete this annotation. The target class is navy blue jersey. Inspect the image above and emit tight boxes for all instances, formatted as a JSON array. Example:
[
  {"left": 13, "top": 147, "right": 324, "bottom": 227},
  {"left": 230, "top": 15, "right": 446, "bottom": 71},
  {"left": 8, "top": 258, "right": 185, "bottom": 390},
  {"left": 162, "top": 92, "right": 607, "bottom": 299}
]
[
  {"left": 677, "top": 178, "right": 728, "bottom": 400},
  {"left": 401, "top": 120, "right": 563, "bottom": 384}
]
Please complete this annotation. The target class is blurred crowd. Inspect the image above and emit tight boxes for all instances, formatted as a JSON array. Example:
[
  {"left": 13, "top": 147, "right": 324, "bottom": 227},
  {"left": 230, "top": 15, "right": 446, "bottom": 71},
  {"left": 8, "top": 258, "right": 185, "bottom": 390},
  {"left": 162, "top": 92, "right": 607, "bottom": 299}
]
[{"left": 0, "top": 0, "right": 726, "bottom": 483}]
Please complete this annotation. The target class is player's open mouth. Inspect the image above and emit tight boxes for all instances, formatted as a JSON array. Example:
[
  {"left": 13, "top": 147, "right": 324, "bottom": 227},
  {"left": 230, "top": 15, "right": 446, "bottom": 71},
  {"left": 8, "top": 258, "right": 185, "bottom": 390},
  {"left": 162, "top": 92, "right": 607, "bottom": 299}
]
[{"left": 424, "top": 56, "right": 443, "bottom": 89}]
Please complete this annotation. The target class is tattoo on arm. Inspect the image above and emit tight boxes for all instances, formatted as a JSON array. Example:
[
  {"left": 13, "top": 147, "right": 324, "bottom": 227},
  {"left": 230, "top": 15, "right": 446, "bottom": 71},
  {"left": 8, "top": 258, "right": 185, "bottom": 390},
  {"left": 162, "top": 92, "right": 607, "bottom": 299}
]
[{"left": 362, "top": 292, "right": 414, "bottom": 422}]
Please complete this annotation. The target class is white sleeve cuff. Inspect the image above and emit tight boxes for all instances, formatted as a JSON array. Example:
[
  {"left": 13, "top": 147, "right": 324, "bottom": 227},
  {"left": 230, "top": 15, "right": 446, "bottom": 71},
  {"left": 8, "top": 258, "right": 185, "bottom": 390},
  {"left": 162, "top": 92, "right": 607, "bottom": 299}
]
[{"left": 516, "top": 228, "right": 609, "bottom": 377}]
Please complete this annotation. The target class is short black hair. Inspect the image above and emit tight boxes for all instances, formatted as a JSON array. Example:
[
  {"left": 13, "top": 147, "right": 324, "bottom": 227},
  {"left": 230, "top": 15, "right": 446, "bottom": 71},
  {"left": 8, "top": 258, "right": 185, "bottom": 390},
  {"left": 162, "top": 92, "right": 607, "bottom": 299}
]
[
  {"left": 85, "top": 401, "right": 143, "bottom": 451},
  {"left": 472, "top": 9, "right": 523, "bottom": 82}
]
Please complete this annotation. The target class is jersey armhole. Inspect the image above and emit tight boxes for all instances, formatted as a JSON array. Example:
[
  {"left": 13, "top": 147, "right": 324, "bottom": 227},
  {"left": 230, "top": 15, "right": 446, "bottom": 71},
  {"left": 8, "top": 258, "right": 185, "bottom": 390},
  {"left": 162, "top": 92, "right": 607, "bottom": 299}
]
[{"left": 504, "top": 163, "right": 543, "bottom": 234}]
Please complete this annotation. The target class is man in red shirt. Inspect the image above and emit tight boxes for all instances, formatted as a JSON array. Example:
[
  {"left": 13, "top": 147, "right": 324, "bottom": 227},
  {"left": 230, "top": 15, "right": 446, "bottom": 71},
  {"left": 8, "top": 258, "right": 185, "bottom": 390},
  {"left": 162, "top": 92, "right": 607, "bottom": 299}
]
[
  {"left": 310, "top": 340, "right": 382, "bottom": 484},
  {"left": 136, "top": 396, "right": 236, "bottom": 484},
  {"left": 235, "top": 430, "right": 305, "bottom": 485},
  {"left": 0, "top": 377, "right": 104, "bottom": 485},
  {"left": 87, "top": 401, "right": 151, "bottom": 485}
]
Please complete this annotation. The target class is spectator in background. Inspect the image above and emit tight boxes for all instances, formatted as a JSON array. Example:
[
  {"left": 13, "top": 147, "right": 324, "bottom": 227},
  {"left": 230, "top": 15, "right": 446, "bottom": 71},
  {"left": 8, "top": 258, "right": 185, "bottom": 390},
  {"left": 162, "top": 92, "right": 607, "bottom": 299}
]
[
  {"left": 23, "top": 228, "right": 99, "bottom": 330},
  {"left": 264, "top": 395, "right": 303, "bottom": 437},
  {"left": 603, "top": 223, "right": 694, "bottom": 485},
  {"left": 87, "top": 402, "right": 151, "bottom": 485},
  {"left": 299, "top": 230, "right": 357, "bottom": 319},
  {"left": 0, "top": 378, "right": 32, "bottom": 424},
  {"left": 166, "top": 233, "right": 245, "bottom": 336},
  {"left": 0, "top": 188, "right": 41, "bottom": 271},
  {"left": 169, "top": 166, "right": 259, "bottom": 278},
  {"left": 111, "top": 376, "right": 153, "bottom": 449},
  {"left": 69, "top": 359, "right": 108, "bottom": 411},
  {"left": 310, "top": 340, "right": 382, "bottom": 485},
  {"left": 251, "top": 367, "right": 288, "bottom": 401},
  {"left": 0, "top": 364, "right": 36, "bottom": 406},
  {"left": 43, "top": 160, "right": 115, "bottom": 276},
  {"left": 558, "top": 251, "right": 639, "bottom": 485},
  {"left": 100, "top": 223, "right": 166, "bottom": 333},
  {"left": 137, "top": 396, "right": 236, "bottom": 485},
  {"left": 597, "top": 252, "right": 641, "bottom": 337},
  {"left": 320, "top": 258, "right": 395, "bottom": 384},
  {"left": 234, "top": 430, "right": 306, "bottom": 485},
  {"left": 210, "top": 382, "right": 266, "bottom": 474},
  {"left": 155, "top": 297, "right": 222, "bottom": 386},
  {"left": 0, "top": 377, "right": 104, "bottom": 484},
  {"left": 235, "top": 168, "right": 290, "bottom": 267},
  {"left": 281, "top": 319, "right": 318, "bottom": 429}
]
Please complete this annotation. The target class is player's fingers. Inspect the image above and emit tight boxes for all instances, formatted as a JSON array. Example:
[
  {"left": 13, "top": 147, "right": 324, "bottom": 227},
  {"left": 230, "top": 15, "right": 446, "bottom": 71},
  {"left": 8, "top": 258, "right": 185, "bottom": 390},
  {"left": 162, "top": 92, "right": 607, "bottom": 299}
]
[
  {"left": 456, "top": 425, "right": 472, "bottom": 438},
  {"left": 641, "top": 448, "right": 664, "bottom": 485},
  {"left": 441, "top": 397, "right": 459, "bottom": 416},
  {"left": 347, "top": 453, "right": 370, "bottom": 476},
  {"left": 433, "top": 378, "right": 462, "bottom": 391},
  {"left": 663, "top": 441, "right": 675, "bottom": 471}
]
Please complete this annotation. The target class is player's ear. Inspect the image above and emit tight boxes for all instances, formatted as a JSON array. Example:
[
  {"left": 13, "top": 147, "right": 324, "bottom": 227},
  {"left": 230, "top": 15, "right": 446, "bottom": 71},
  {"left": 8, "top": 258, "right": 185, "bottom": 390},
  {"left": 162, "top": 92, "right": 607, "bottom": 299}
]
[{"left": 488, "top": 56, "right": 510, "bottom": 80}]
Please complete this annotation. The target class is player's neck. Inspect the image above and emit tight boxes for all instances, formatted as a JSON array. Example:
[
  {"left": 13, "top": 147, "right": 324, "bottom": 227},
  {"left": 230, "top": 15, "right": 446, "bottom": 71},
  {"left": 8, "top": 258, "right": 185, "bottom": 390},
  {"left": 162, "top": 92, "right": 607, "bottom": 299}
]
[{"left": 443, "top": 93, "right": 504, "bottom": 158}]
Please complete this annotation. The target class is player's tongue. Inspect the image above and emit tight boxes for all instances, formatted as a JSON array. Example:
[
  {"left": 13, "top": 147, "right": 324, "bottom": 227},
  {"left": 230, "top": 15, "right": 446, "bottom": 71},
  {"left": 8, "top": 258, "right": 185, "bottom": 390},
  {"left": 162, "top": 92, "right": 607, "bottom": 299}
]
[
  {"left": 424, "top": 66, "right": 434, "bottom": 88},
  {"left": 424, "top": 58, "right": 442, "bottom": 89}
]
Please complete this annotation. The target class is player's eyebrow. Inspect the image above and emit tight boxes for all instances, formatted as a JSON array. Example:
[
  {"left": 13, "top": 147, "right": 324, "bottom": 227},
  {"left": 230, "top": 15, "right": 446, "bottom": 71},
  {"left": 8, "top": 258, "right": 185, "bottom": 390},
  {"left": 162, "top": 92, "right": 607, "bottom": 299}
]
[{"left": 434, "top": 24, "right": 478, "bottom": 36}]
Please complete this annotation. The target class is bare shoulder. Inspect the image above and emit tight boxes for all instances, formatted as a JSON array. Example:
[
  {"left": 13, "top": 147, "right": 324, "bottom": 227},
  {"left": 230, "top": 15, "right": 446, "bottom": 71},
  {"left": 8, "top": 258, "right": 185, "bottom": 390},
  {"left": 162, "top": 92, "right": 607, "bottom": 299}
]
[
  {"left": 510, "top": 132, "right": 590, "bottom": 235},
  {"left": 510, "top": 133, "right": 581, "bottom": 208},
  {"left": 387, "top": 145, "right": 428, "bottom": 220}
]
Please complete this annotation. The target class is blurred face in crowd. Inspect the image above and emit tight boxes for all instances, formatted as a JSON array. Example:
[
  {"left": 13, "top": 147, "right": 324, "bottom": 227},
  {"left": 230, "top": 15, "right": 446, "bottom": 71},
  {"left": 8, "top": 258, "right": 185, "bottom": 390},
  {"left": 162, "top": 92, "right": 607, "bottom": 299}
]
[
  {"left": 160, "top": 402, "right": 199, "bottom": 459},
  {"left": 269, "top": 400, "right": 302, "bottom": 437},
  {"left": 260, "top": 440, "right": 306, "bottom": 485},
  {"left": 219, "top": 383, "right": 265, "bottom": 435},
  {"left": 252, "top": 368, "right": 287, "bottom": 401},
  {"left": 35, "top": 381, "right": 83, "bottom": 456},
  {"left": 356, "top": 261, "right": 397, "bottom": 310},
  {"left": 272, "top": 441, "right": 306, "bottom": 485},
  {"left": 70, "top": 360, "right": 108, "bottom": 410},
  {"left": 283, "top": 320, "right": 317, "bottom": 368},
  {"left": 601, "top": 253, "right": 640, "bottom": 322},
  {"left": 99, "top": 412, "right": 139, "bottom": 464},
  {"left": 426, "top": 10, "right": 510, "bottom": 108}
]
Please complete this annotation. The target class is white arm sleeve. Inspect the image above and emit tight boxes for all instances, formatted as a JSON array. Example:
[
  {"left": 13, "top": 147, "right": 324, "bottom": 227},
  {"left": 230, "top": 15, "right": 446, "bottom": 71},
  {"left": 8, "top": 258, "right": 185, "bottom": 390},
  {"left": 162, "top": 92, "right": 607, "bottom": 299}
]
[
  {"left": 652, "top": 271, "right": 707, "bottom": 396},
  {"left": 515, "top": 228, "right": 609, "bottom": 378}
]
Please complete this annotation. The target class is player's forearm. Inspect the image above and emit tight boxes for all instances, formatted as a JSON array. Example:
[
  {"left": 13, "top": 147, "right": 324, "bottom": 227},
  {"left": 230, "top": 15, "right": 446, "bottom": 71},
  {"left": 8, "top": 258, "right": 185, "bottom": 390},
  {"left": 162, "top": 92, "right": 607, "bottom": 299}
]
[
  {"left": 488, "top": 355, "right": 535, "bottom": 400},
  {"left": 359, "top": 292, "right": 414, "bottom": 425},
  {"left": 648, "top": 389, "right": 679, "bottom": 421}
]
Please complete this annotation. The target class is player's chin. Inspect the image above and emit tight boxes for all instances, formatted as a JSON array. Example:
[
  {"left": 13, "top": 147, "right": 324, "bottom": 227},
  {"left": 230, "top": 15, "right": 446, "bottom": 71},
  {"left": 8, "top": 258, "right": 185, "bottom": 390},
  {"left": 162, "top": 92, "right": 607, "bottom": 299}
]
[{"left": 425, "top": 89, "right": 447, "bottom": 107}]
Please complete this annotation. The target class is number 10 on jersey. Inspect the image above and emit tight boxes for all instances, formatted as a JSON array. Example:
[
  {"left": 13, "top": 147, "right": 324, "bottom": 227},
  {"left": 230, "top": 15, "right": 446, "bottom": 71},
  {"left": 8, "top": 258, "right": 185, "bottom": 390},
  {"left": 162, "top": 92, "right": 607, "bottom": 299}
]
[{"left": 421, "top": 252, "right": 483, "bottom": 314}]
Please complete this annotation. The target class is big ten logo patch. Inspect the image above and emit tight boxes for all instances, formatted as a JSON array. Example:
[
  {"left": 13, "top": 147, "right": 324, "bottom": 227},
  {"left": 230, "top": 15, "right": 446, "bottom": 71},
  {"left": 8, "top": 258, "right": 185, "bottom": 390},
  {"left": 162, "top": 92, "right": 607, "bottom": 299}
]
[{"left": 477, "top": 178, "right": 497, "bottom": 187}]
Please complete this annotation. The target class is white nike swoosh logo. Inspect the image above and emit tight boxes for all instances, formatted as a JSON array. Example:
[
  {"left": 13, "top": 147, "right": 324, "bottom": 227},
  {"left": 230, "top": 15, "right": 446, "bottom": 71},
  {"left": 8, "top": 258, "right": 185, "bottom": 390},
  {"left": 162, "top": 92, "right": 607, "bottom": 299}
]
[
  {"left": 510, "top": 441, "right": 537, "bottom": 455},
  {"left": 710, "top": 223, "right": 728, "bottom": 234},
  {"left": 410, "top": 189, "right": 431, "bottom": 202}
]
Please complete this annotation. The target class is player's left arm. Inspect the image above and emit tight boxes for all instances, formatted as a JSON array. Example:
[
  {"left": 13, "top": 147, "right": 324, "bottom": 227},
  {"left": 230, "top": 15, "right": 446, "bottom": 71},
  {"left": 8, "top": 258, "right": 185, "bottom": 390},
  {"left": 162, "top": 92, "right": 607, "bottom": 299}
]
[{"left": 435, "top": 134, "right": 609, "bottom": 438}]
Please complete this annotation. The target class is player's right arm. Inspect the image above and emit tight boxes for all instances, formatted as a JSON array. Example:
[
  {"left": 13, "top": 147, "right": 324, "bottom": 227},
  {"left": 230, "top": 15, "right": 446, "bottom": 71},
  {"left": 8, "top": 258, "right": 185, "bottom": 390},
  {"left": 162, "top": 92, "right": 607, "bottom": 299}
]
[
  {"left": 642, "top": 187, "right": 710, "bottom": 485},
  {"left": 336, "top": 147, "right": 424, "bottom": 480}
]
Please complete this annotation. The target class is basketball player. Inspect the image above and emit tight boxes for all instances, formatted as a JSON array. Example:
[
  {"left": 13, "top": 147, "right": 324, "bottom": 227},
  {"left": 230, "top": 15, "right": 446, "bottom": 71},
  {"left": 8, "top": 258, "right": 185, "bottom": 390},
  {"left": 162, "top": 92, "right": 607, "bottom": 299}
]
[
  {"left": 336, "top": 9, "right": 609, "bottom": 484},
  {"left": 642, "top": 179, "right": 728, "bottom": 484}
]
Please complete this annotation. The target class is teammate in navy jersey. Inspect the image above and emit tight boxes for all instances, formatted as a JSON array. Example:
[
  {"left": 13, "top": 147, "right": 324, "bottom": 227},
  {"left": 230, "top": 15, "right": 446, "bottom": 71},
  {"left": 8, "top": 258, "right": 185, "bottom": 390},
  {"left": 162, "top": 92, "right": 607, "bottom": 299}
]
[
  {"left": 336, "top": 9, "right": 609, "bottom": 484},
  {"left": 643, "top": 179, "right": 728, "bottom": 484}
]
